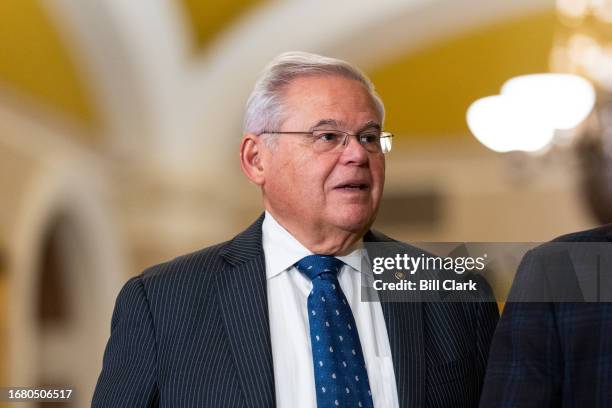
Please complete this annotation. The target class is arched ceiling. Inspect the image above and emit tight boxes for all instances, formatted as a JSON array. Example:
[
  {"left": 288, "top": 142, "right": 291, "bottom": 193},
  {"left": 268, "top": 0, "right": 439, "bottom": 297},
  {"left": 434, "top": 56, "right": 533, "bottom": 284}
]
[
  {"left": 0, "top": 0, "right": 556, "bottom": 147},
  {"left": 0, "top": 0, "right": 97, "bottom": 128},
  {"left": 180, "top": 0, "right": 265, "bottom": 51},
  {"left": 368, "top": 10, "right": 557, "bottom": 139}
]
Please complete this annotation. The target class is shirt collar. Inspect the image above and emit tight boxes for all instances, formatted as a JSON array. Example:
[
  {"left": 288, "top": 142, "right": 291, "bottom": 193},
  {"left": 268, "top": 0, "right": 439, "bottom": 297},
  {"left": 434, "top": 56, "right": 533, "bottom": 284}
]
[{"left": 261, "top": 211, "right": 365, "bottom": 279}]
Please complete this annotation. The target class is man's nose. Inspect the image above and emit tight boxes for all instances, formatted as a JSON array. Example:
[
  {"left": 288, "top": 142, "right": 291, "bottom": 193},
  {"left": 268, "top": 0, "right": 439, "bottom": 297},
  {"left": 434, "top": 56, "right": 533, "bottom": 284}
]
[{"left": 339, "top": 134, "right": 369, "bottom": 165}]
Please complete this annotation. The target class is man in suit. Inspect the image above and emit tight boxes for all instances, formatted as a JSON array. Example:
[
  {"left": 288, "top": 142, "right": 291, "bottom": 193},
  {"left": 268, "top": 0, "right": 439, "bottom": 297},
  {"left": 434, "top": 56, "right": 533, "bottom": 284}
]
[
  {"left": 93, "top": 51, "right": 499, "bottom": 407},
  {"left": 480, "top": 224, "right": 612, "bottom": 407}
]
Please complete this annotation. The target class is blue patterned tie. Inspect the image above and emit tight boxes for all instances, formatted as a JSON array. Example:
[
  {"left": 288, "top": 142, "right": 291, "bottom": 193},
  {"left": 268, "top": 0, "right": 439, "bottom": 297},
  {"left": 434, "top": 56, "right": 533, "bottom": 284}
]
[{"left": 295, "top": 255, "right": 374, "bottom": 408}]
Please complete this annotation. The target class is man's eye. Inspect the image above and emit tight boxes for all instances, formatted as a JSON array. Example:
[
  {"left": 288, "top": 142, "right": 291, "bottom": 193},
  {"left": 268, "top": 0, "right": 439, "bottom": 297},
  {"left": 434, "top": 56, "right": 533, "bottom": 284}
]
[
  {"left": 318, "top": 132, "right": 341, "bottom": 142},
  {"left": 360, "top": 133, "right": 379, "bottom": 144}
]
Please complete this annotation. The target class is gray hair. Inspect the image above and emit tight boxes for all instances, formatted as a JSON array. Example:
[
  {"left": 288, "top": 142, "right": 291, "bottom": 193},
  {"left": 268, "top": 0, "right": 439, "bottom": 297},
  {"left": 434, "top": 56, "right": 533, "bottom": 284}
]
[{"left": 243, "top": 51, "right": 385, "bottom": 138}]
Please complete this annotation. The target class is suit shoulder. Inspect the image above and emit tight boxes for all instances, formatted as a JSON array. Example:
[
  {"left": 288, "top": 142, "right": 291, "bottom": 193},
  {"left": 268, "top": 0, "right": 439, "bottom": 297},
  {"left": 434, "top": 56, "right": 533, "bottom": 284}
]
[
  {"left": 365, "top": 228, "right": 397, "bottom": 243},
  {"left": 552, "top": 224, "right": 612, "bottom": 243},
  {"left": 138, "top": 240, "right": 231, "bottom": 286},
  {"left": 519, "top": 224, "right": 612, "bottom": 261},
  {"left": 365, "top": 229, "right": 428, "bottom": 255}
]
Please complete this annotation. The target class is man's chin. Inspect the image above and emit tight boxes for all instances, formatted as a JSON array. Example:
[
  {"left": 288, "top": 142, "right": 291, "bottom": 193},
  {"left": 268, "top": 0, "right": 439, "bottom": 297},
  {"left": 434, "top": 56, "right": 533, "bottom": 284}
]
[{"left": 329, "top": 209, "right": 374, "bottom": 233}]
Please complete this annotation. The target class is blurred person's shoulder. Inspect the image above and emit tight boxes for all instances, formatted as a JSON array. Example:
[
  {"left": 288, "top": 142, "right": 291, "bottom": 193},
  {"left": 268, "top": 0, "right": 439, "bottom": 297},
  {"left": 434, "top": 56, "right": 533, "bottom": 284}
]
[
  {"left": 524, "top": 224, "right": 612, "bottom": 258},
  {"left": 518, "top": 224, "right": 612, "bottom": 276},
  {"left": 551, "top": 224, "right": 612, "bottom": 243}
]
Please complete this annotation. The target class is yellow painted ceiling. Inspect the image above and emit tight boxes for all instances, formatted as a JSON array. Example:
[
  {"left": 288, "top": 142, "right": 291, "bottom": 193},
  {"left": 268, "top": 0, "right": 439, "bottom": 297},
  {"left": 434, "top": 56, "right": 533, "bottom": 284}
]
[
  {"left": 0, "top": 1, "right": 556, "bottom": 143},
  {"left": 368, "top": 11, "right": 557, "bottom": 139},
  {"left": 179, "top": 0, "right": 265, "bottom": 51},
  {"left": 0, "top": 0, "right": 97, "bottom": 128}
]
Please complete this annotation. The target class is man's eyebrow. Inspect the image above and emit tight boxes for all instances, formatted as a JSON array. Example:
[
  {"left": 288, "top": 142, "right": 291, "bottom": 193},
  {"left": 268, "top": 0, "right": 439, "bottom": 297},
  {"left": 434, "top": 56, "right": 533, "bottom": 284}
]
[
  {"left": 357, "top": 121, "right": 381, "bottom": 133},
  {"left": 309, "top": 119, "right": 342, "bottom": 131},
  {"left": 309, "top": 119, "right": 381, "bottom": 132}
]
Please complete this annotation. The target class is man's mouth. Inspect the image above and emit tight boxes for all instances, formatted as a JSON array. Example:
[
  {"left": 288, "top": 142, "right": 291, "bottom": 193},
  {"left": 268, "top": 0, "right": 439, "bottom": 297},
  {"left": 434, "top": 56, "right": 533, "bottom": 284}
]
[{"left": 335, "top": 183, "right": 370, "bottom": 191}]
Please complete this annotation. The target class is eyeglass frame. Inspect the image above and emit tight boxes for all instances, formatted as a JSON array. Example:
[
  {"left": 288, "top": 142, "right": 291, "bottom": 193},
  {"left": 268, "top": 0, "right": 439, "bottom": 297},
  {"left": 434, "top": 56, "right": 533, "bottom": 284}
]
[{"left": 257, "top": 129, "right": 394, "bottom": 154}]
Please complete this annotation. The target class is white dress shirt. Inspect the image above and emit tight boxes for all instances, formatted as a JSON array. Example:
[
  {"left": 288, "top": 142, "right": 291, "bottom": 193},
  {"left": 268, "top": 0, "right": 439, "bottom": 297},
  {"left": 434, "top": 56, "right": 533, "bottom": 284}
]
[{"left": 262, "top": 212, "right": 399, "bottom": 408}]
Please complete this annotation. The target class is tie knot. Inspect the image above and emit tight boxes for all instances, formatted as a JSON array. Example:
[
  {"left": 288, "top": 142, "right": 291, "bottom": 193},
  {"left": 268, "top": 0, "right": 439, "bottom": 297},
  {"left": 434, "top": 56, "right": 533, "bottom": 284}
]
[{"left": 295, "top": 255, "right": 344, "bottom": 281}]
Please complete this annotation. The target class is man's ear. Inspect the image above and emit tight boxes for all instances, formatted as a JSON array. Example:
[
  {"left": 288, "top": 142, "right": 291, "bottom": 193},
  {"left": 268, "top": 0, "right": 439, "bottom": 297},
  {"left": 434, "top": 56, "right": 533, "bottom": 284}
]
[{"left": 240, "top": 133, "right": 265, "bottom": 185}]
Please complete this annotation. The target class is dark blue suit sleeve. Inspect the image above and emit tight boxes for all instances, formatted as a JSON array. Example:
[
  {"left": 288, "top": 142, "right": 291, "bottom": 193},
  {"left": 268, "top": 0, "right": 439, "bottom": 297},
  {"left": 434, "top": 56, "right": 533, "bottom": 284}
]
[
  {"left": 479, "top": 250, "right": 562, "bottom": 408},
  {"left": 464, "top": 274, "right": 500, "bottom": 399},
  {"left": 92, "top": 276, "right": 159, "bottom": 407},
  {"left": 474, "top": 292, "right": 500, "bottom": 384}
]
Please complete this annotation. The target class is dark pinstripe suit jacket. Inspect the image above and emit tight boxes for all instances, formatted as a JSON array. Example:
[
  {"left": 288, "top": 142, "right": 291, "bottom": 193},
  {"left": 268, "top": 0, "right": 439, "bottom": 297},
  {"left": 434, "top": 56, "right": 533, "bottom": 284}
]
[
  {"left": 480, "top": 224, "right": 612, "bottom": 408},
  {"left": 92, "top": 215, "right": 499, "bottom": 407}
]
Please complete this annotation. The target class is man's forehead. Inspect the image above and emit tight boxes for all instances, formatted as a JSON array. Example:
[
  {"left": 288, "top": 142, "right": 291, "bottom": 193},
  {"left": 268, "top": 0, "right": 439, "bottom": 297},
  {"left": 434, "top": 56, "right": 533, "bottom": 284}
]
[
  {"left": 284, "top": 75, "right": 372, "bottom": 102},
  {"left": 281, "top": 75, "right": 381, "bottom": 129}
]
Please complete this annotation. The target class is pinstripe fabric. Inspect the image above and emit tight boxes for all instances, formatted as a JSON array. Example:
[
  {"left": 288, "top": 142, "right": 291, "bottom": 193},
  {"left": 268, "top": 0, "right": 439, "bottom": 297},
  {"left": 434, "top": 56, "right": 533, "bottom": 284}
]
[
  {"left": 92, "top": 276, "right": 159, "bottom": 407},
  {"left": 480, "top": 224, "right": 612, "bottom": 408},
  {"left": 93, "top": 215, "right": 499, "bottom": 407},
  {"left": 365, "top": 231, "right": 499, "bottom": 408}
]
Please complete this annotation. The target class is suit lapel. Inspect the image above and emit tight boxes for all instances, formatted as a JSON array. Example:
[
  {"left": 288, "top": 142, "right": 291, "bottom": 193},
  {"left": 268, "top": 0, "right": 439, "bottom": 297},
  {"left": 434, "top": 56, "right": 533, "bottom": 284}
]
[
  {"left": 216, "top": 214, "right": 276, "bottom": 407},
  {"left": 364, "top": 230, "right": 425, "bottom": 408},
  {"left": 380, "top": 302, "right": 425, "bottom": 407}
]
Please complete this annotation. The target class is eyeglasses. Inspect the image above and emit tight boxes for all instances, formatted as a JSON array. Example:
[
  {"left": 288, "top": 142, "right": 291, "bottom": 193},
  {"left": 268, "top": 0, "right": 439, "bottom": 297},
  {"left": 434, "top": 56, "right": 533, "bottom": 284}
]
[{"left": 258, "top": 129, "right": 393, "bottom": 154}]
